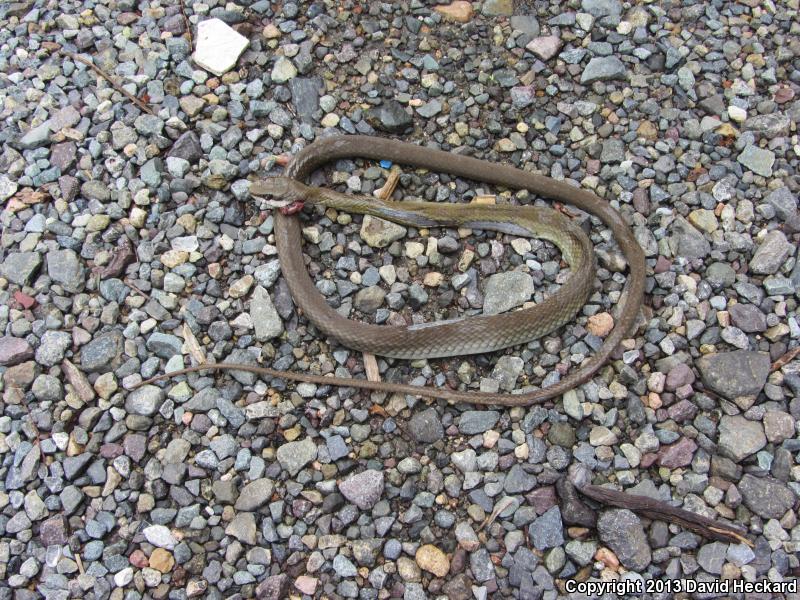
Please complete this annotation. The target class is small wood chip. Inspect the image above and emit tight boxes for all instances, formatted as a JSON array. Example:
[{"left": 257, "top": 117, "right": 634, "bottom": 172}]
[
  {"left": 182, "top": 323, "right": 207, "bottom": 365},
  {"left": 374, "top": 165, "right": 402, "bottom": 199},
  {"left": 363, "top": 352, "right": 381, "bottom": 382}
]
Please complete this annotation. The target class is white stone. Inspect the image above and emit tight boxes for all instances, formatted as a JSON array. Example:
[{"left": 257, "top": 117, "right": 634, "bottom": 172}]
[
  {"left": 0, "top": 175, "right": 18, "bottom": 201},
  {"left": 193, "top": 18, "right": 249, "bottom": 76},
  {"left": 114, "top": 567, "right": 134, "bottom": 587},
  {"left": 728, "top": 105, "right": 747, "bottom": 123},
  {"left": 143, "top": 524, "right": 178, "bottom": 550}
]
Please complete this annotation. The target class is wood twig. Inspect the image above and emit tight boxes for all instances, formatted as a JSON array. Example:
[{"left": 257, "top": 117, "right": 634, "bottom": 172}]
[
  {"left": 360, "top": 166, "right": 404, "bottom": 384},
  {"left": 577, "top": 484, "right": 753, "bottom": 547},
  {"left": 771, "top": 346, "right": 800, "bottom": 372},
  {"left": 59, "top": 49, "right": 155, "bottom": 115},
  {"left": 123, "top": 278, "right": 152, "bottom": 300},
  {"left": 180, "top": 0, "right": 193, "bottom": 45}
]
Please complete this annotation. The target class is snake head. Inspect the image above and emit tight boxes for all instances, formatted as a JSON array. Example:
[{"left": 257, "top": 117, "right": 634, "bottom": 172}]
[{"left": 250, "top": 177, "right": 309, "bottom": 214}]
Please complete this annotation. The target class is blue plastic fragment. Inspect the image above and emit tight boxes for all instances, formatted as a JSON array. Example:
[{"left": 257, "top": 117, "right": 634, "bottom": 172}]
[{"left": 379, "top": 160, "right": 392, "bottom": 169}]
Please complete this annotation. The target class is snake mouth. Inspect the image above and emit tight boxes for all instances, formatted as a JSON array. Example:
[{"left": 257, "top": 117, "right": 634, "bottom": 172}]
[
  {"left": 279, "top": 200, "right": 305, "bottom": 215},
  {"left": 251, "top": 177, "right": 307, "bottom": 215}
]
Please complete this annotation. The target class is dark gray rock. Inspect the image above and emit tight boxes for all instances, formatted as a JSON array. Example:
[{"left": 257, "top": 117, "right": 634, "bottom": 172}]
[
  {"left": 290, "top": 77, "right": 322, "bottom": 122},
  {"left": 223, "top": 348, "right": 259, "bottom": 385},
  {"left": 326, "top": 435, "right": 350, "bottom": 460},
  {"left": 504, "top": 464, "right": 537, "bottom": 494},
  {"left": 1, "top": 251, "right": 42, "bottom": 286},
  {"left": 528, "top": 506, "right": 564, "bottom": 550},
  {"left": 168, "top": 131, "right": 203, "bottom": 163},
  {"left": 697, "top": 542, "right": 727, "bottom": 575},
  {"left": 365, "top": 100, "right": 412, "bottom": 133},
  {"left": 669, "top": 217, "right": 710, "bottom": 259},
  {"left": 458, "top": 410, "right": 500, "bottom": 435},
  {"left": 597, "top": 509, "right": 651, "bottom": 570},
  {"left": 125, "top": 385, "right": 165, "bottom": 416},
  {"left": 276, "top": 437, "right": 317, "bottom": 475},
  {"left": 697, "top": 351, "right": 770, "bottom": 401},
  {"left": 766, "top": 187, "right": 800, "bottom": 232},
  {"left": 235, "top": 479, "right": 274, "bottom": 511},
  {"left": 145, "top": 332, "right": 183, "bottom": 358},
  {"left": 728, "top": 303, "right": 766, "bottom": 333},
  {"left": 555, "top": 477, "right": 596, "bottom": 527},
  {"left": 738, "top": 474, "right": 796, "bottom": 519},
  {"left": 47, "top": 249, "right": 85, "bottom": 293},
  {"left": 80, "top": 330, "right": 124, "bottom": 372},
  {"left": 719, "top": 415, "right": 767, "bottom": 462},
  {"left": 483, "top": 272, "right": 534, "bottom": 315},
  {"left": 749, "top": 231, "right": 792, "bottom": 275},
  {"left": 409, "top": 408, "right": 444, "bottom": 444},
  {"left": 580, "top": 57, "right": 627, "bottom": 84}
]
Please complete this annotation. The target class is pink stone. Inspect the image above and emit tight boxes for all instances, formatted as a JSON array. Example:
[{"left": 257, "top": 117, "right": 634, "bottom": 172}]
[
  {"left": 526, "top": 486, "right": 557, "bottom": 515},
  {"left": 100, "top": 443, "right": 124, "bottom": 459},
  {"left": 658, "top": 437, "right": 697, "bottom": 468},
  {"left": 294, "top": 576, "right": 318, "bottom": 595},
  {"left": 0, "top": 336, "right": 33, "bottom": 366},
  {"left": 13, "top": 291, "right": 36, "bottom": 309},
  {"left": 129, "top": 549, "right": 149, "bottom": 568},
  {"left": 526, "top": 35, "right": 562, "bottom": 61},
  {"left": 654, "top": 256, "right": 672, "bottom": 274}
]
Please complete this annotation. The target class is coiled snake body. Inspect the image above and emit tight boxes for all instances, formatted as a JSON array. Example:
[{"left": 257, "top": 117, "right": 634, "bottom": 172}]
[{"left": 140, "top": 135, "right": 645, "bottom": 406}]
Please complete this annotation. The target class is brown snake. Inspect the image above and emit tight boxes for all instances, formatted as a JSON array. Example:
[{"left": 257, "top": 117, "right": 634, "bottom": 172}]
[{"left": 137, "top": 135, "right": 646, "bottom": 406}]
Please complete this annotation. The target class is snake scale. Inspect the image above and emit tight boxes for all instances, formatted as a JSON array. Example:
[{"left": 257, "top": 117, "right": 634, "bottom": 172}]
[{"left": 137, "top": 135, "right": 645, "bottom": 406}]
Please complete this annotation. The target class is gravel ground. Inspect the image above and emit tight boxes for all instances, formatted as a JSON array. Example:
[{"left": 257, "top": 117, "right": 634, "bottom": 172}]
[{"left": 1, "top": 1, "right": 799, "bottom": 599}]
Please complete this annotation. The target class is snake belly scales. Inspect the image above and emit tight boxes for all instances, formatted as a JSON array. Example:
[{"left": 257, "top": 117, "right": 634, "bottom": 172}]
[{"left": 138, "top": 135, "right": 645, "bottom": 407}]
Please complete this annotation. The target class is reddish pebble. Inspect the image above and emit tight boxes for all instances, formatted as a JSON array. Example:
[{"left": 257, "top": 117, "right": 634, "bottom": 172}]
[
  {"left": 129, "top": 549, "right": 149, "bottom": 568},
  {"left": 182, "top": 412, "right": 193, "bottom": 425},
  {"left": 99, "top": 443, "right": 124, "bottom": 459},
  {"left": 658, "top": 437, "right": 698, "bottom": 468},
  {"left": 654, "top": 256, "right": 672, "bottom": 274},
  {"left": 526, "top": 486, "right": 557, "bottom": 514},
  {"left": 294, "top": 576, "right": 317, "bottom": 595},
  {"left": 13, "top": 291, "right": 36, "bottom": 309},
  {"left": 774, "top": 86, "right": 795, "bottom": 104},
  {"left": 640, "top": 453, "right": 659, "bottom": 468}
]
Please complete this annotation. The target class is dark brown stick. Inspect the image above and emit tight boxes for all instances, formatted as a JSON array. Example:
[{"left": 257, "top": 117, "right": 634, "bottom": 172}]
[
  {"left": 180, "top": 0, "right": 193, "bottom": 45},
  {"left": 59, "top": 49, "right": 155, "bottom": 115},
  {"left": 771, "top": 346, "right": 800, "bottom": 372},
  {"left": 577, "top": 484, "right": 752, "bottom": 547}
]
